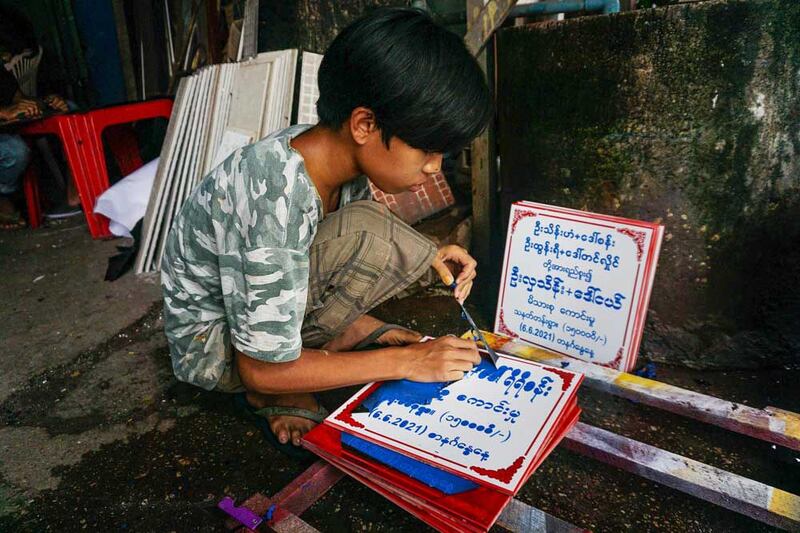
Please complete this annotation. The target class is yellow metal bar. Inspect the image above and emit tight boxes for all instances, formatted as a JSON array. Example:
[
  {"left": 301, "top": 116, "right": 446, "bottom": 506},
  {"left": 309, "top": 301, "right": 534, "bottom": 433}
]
[{"left": 467, "top": 330, "right": 800, "bottom": 451}]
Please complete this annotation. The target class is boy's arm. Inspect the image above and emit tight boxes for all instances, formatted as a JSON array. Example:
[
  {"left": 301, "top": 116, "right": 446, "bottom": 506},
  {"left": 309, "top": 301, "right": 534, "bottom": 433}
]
[{"left": 235, "top": 336, "right": 480, "bottom": 395}]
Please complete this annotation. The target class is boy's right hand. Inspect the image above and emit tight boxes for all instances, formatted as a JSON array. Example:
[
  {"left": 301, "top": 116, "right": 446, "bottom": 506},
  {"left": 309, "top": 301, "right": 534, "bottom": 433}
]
[{"left": 400, "top": 336, "right": 481, "bottom": 382}]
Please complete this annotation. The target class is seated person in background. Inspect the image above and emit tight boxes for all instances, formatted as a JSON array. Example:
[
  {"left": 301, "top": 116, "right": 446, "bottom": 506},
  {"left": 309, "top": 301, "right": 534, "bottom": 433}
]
[
  {"left": 0, "top": 65, "right": 36, "bottom": 229},
  {"left": 0, "top": 6, "right": 76, "bottom": 228},
  {"left": 0, "top": 65, "right": 73, "bottom": 229}
]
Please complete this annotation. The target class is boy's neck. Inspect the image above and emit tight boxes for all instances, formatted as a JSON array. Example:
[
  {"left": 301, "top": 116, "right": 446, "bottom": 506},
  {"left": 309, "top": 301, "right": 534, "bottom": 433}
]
[{"left": 291, "top": 125, "right": 361, "bottom": 214}]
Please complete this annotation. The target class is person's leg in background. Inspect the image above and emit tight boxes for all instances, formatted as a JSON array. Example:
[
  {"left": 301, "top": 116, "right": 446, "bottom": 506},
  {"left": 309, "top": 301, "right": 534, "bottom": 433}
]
[
  {"left": 39, "top": 97, "right": 82, "bottom": 219},
  {"left": 0, "top": 134, "right": 30, "bottom": 229}
]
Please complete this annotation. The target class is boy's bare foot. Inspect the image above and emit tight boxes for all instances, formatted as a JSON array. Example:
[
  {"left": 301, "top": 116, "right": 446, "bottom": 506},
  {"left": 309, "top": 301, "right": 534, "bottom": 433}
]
[
  {"left": 245, "top": 391, "right": 322, "bottom": 446},
  {"left": 323, "top": 314, "right": 421, "bottom": 352},
  {"left": 240, "top": 317, "right": 419, "bottom": 448}
]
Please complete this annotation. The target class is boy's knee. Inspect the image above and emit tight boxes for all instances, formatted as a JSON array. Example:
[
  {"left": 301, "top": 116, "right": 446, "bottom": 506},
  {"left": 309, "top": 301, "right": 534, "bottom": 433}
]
[
  {"left": 344, "top": 199, "right": 391, "bottom": 218},
  {"left": 346, "top": 200, "right": 436, "bottom": 263},
  {"left": 353, "top": 227, "right": 394, "bottom": 272},
  {"left": 345, "top": 201, "right": 399, "bottom": 242}
]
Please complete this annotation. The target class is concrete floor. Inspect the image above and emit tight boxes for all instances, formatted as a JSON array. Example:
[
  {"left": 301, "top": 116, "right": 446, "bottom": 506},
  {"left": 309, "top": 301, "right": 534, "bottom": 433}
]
[{"left": 0, "top": 216, "right": 797, "bottom": 532}]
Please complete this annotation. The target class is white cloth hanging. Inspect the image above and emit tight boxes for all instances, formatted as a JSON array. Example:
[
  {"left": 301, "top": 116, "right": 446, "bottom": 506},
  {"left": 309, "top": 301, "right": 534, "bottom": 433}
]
[{"left": 94, "top": 158, "right": 159, "bottom": 238}]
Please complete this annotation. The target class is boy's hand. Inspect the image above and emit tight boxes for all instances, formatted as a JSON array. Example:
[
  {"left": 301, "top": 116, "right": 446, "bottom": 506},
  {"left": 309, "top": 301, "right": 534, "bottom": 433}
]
[
  {"left": 400, "top": 336, "right": 480, "bottom": 382},
  {"left": 431, "top": 244, "right": 477, "bottom": 304}
]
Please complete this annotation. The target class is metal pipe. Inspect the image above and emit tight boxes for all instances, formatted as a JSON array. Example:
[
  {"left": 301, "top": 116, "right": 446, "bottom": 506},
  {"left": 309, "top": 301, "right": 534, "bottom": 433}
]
[
  {"left": 509, "top": 0, "right": 620, "bottom": 16},
  {"left": 433, "top": 0, "right": 619, "bottom": 27}
]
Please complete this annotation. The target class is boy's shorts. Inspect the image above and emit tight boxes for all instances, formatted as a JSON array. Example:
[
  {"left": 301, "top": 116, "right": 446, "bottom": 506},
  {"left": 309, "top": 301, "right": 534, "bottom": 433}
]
[{"left": 213, "top": 200, "right": 437, "bottom": 393}]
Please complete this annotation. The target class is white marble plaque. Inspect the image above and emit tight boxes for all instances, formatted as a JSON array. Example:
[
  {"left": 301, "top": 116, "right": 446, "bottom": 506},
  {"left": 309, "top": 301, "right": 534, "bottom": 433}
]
[
  {"left": 495, "top": 202, "right": 663, "bottom": 371},
  {"left": 325, "top": 349, "right": 582, "bottom": 494}
]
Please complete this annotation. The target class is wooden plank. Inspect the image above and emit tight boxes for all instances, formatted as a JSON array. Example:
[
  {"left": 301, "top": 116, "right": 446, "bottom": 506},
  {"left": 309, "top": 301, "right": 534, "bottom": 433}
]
[
  {"left": 481, "top": 331, "right": 800, "bottom": 451},
  {"left": 469, "top": 113, "right": 496, "bottom": 279},
  {"left": 564, "top": 422, "right": 800, "bottom": 530},
  {"left": 240, "top": 0, "right": 259, "bottom": 60},
  {"left": 155, "top": 67, "right": 212, "bottom": 265},
  {"left": 497, "top": 499, "right": 588, "bottom": 532},
  {"left": 464, "top": 0, "right": 519, "bottom": 56},
  {"left": 229, "top": 493, "right": 321, "bottom": 533},
  {"left": 225, "top": 461, "right": 343, "bottom": 530},
  {"left": 223, "top": 494, "right": 321, "bottom": 532},
  {"left": 270, "top": 511, "right": 320, "bottom": 533},
  {"left": 226, "top": 460, "right": 584, "bottom": 532},
  {"left": 205, "top": 0, "right": 222, "bottom": 64},
  {"left": 467, "top": 0, "right": 500, "bottom": 279},
  {"left": 272, "top": 460, "right": 345, "bottom": 515},
  {"left": 111, "top": 0, "right": 137, "bottom": 101}
]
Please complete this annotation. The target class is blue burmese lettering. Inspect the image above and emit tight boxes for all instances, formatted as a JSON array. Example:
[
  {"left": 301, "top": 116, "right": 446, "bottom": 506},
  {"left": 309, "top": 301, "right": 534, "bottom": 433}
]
[
  {"left": 426, "top": 432, "right": 491, "bottom": 461},
  {"left": 542, "top": 259, "right": 594, "bottom": 283},
  {"left": 523, "top": 240, "right": 621, "bottom": 271},
  {"left": 556, "top": 337, "right": 595, "bottom": 358},
  {"left": 513, "top": 308, "right": 559, "bottom": 330},
  {"left": 558, "top": 307, "right": 597, "bottom": 328},
  {"left": 530, "top": 220, "right": 616, "bottom": 250}
]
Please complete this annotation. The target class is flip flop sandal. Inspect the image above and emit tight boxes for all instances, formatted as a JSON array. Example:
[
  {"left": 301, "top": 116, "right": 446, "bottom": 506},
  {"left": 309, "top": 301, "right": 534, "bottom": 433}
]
[
  {"left": 353, "top": 323, "right": 416, "bottom": 351},
  {"left": 234, "top": 393, "right": 328, "bottom": 461}
]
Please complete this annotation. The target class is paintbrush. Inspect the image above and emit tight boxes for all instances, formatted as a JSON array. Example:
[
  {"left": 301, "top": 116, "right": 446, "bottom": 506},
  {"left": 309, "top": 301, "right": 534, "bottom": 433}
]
[{"left": 450, "top": 282, "right": 499, "bottom": 367}]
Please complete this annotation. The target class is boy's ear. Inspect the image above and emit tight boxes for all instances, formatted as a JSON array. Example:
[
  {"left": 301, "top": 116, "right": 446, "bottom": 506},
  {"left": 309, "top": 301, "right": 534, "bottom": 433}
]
[{"left": 349, "top": 107, "right": 379, "bottom": 146}]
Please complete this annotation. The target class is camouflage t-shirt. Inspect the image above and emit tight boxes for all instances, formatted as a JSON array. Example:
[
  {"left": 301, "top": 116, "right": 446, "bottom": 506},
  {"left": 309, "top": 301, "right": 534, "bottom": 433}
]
[{"left": 161, "top": 124, "right": 371, "bottom": 390}]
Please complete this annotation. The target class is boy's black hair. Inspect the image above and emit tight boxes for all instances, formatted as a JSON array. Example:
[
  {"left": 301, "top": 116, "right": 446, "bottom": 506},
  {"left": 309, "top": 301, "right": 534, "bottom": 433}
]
[{"left": 316, "top": 7, "right": 491, "bottom": 155}]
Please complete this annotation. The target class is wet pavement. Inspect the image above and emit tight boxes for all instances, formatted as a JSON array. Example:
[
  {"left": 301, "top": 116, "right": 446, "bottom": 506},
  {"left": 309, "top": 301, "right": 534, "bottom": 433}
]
[{"left": 0, "top": 216, "right": 797, "bottom": 532}]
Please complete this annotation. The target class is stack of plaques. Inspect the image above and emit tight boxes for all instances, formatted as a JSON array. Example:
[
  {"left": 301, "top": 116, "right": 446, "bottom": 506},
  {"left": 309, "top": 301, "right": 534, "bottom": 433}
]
[
  {"left": 135, "top": 50, "right": 298, "bottom": 274},
  {"left": 303, "top": 344, "right": 584, "bottom": 532}
]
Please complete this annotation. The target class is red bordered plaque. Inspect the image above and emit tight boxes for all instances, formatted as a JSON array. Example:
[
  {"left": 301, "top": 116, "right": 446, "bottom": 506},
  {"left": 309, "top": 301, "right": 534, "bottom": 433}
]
[
  {"left": 495, "top": 201, "right": 663, "bottom": 372},
  {"left": 322, "top": 348, "right": 583, "bottom": 495}
]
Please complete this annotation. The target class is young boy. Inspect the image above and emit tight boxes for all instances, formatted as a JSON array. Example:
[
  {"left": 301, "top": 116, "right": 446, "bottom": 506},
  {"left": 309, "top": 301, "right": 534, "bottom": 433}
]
[{"left": 161, "top": 7, "right": 492, "bottom": 455}]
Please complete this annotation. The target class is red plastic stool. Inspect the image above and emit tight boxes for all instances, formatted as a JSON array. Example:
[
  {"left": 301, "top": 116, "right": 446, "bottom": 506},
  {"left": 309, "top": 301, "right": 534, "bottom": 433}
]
[
  {"left": 105, "top": 125, "right": 144, "bottom": 177},
  {"left": 19, "top": 98, "right": 173, "bottom": 238}
]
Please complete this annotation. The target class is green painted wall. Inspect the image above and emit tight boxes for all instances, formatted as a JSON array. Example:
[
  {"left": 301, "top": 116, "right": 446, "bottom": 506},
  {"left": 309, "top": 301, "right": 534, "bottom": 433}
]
[{"left": 497, "top": 0, "right": 800, "bottom": 368}]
